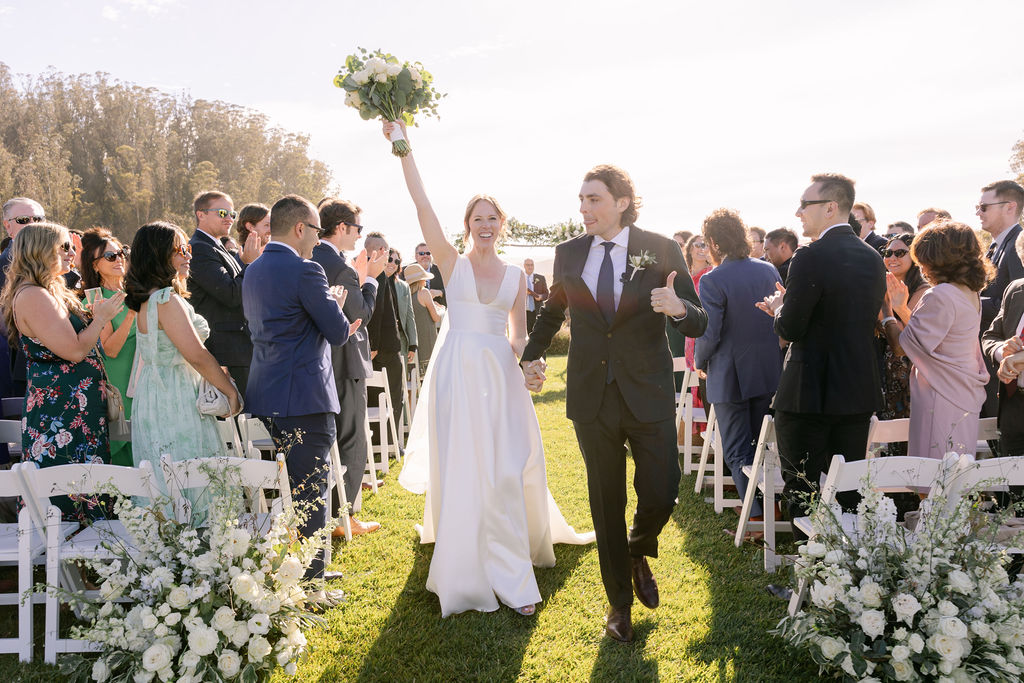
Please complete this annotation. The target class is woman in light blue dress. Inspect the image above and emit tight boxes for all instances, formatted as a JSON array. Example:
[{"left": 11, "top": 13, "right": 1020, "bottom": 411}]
[{"left": 124, "top": 222, "right": 243, "bottom": 515}]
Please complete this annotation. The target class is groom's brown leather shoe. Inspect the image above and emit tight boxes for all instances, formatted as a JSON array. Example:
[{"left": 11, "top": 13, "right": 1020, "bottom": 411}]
[
  {"left": 631, "top": 556, "right": 659, "bottom": 609},
  {"left": 604, "top": 605, "right": 633, "bottom": 643}
]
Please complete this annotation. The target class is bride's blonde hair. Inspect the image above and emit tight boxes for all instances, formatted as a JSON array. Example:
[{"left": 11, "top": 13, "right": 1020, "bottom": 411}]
[{"left": 1, "top": 222, "right": 87, "bottom": 345}]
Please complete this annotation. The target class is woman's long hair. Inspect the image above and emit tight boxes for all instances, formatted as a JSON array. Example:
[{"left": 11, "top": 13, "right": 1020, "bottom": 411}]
[
  {"left": 1, "top": 222, "right": 87, "bottom": 345},
  {"left": 885, "top": 233, "right": 927, "bottom": 295},
  {"left": 124, "top": 221, "right": 189, "bottom": 312},
  {"left": 80, "top": 226, "right": 121, "bottom": 291}
]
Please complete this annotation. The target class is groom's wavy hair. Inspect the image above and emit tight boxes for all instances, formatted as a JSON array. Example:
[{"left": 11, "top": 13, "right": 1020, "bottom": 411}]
[
  {"left": 125, "top": 221, "right": 190, "bottom": 312},
  {"left": 584, "top": 165, "right": 642, "bottom": 227}
]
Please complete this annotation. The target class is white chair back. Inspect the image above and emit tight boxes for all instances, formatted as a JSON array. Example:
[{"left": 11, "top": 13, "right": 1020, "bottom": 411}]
[
  {"left": 818, "top": 454, "right": 948, "bottom": 506},
  {"left": 158, "top": 454, "right": 291, "bottom": 524}
]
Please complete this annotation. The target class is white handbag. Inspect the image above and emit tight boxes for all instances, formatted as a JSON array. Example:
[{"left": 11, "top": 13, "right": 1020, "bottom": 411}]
[{"left": 197, "top": 377, "right": 243, "bottom": 417}]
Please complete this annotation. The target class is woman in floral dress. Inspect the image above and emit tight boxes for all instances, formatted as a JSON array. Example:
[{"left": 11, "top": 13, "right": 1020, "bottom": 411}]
[{"left": 1, "top": 222, "right": 125, "bottom": 519}]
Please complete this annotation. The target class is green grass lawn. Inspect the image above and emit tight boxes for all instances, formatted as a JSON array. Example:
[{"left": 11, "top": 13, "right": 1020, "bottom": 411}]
[{"left": 0, "top": 355, "right": 822, "bottom": 682}]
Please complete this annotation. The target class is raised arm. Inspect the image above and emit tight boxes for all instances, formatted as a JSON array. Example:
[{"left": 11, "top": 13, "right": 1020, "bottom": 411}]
[{"left": 383, "top": 122, "right": 458, "bottom": 280}]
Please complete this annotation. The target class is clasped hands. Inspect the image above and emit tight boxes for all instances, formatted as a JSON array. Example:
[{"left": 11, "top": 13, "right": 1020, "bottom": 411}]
[
  {"left": 997, "top": 336, "right": 1024, "bottom": 384},
  {"left": 521, "top": 359, "right": 546, "bottom": 393},
  {"left": 756, "top": 282, "right": 786, "bottom": 316}
]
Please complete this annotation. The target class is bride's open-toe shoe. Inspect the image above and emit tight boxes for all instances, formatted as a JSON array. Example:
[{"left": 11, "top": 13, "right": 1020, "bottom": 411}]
[{"left": 514, "top": 604, "right": 536, "bottom": 616}]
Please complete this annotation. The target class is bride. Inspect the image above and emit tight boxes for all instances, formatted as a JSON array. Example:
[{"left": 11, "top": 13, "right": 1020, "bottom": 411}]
[{"left": 386, "top": 122, "right": 593, "bottom": 617}]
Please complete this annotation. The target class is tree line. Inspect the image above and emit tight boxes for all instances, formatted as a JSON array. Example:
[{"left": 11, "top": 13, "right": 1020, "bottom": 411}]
[{"left": 0, "top": 62, "right": 334, "bottom": 243}]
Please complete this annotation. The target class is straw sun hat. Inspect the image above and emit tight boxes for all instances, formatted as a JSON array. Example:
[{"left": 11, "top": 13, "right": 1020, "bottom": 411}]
[{"left": 403, "top": 263, "right": 435, "bottom": 284}]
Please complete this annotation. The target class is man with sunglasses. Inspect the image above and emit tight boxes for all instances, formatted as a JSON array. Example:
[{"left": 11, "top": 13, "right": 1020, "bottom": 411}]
[
  {"left": 757, "top": 173, "right": 885, "bottom": 530},
  {"left": 414, "top": 242, "right": 446, "bottom": 306},
  {"left": 188, "top": 190, "right": 256, "bottom": 396}
]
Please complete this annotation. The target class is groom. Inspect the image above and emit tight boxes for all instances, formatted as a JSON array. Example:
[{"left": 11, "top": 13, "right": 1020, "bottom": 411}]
[{"left": 522, "top": 165, "right": 707, "bottom": 642}]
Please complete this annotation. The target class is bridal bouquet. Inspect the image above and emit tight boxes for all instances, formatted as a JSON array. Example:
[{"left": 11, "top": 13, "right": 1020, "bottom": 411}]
[
  {"left": 333, "top": 47, "right": 444, "bottom": 156},
  {"left": 55, "top": 466, "right": 333, "bottom": 683},
  {"left": 774, "top": 474, "right": 1024, "bottom": 682}
]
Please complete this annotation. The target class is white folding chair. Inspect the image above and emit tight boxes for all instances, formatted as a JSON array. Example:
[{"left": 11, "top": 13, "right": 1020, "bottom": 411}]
[
  {"left": 944, "top": 454, "right": 1024, "bottom": 553},
  {"left": 216, "top": 417, "right": 245, "bottom": 456},
  {"left": 327, "top": 441, "right": 351, "bottom": 544},
  {"left": 366, "top": 368, "right": 401, "bottom": 475},
  {"left": 692, "top": 406, "right": 740, "bottom": 513},
  {"left": 676, "top": 366, "right": 707, "bottom": 476},
  {"left": 865, "top": 415, "right": 910, "bottom": 459},
  {"left": 734, "top": 415, "right": 793, "bottom": 571},
  {"left": 787, "top": 453, "right": 953, "bottom": 616},
  {"left": 976, "top": 417, "right": 1000, "bottom": 459},
  {"left": 17, "top": 461, "right": 158, "bottom": 664},
  {"left": 237, "top": 414, "right": 275, "bottom": 458}
]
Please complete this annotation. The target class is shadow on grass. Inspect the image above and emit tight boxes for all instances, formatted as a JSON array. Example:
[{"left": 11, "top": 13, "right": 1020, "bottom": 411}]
[
  {"left": 589, "top": 620, "right": 658, "bottom": 681},
  {"left": 332, "top": 538, "right": 589, "bottom": 682},
  {"left": 671, "top": 477, "right": 819, "bottom": 682}
]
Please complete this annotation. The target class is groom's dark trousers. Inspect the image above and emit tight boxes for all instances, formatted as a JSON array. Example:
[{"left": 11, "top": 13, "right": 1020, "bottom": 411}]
[{"left": 523, "top": 226, "right": 707, "bottom": 609}]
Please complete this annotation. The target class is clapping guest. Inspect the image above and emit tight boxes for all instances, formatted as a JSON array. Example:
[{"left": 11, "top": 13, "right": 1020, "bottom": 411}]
[
  {"left": 1, "top": 222, "right": 123, "bottom": 519},
  {"left": 884, "top": 221, "right": 991, "bottom": 458},
  {"left": 80, "top": 227, "right": 137, "bottom": 467},
  {"left": 234, "top": 203, "right": 271, "bottom": 256},
  {"left": 983, "top": 232, "right": 1024, "bottom": 457},
  {"left": 125, "top": 222, "right": 240, "bottom": 507},
  {"left": 404, "top": 263, "right": 441, "bottom": 375}
]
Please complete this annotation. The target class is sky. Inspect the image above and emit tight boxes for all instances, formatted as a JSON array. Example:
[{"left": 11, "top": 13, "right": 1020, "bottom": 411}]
[{"left": 2, "top": 0, "right": 1023, "bottom": 262}]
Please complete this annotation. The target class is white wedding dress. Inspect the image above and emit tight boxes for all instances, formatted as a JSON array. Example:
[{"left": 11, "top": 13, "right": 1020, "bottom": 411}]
[{"left": 399, "top": 256, "right": 594, "bottom": 616}]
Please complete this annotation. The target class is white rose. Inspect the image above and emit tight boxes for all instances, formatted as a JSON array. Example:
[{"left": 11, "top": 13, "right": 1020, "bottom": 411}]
[
  {"left": 141, "top": 613, "right": 159, "bottom": 630},
  {"left": 277, "top": 557, "right": 304, "bottom": 587},
  {"left": 155, "top": 604, "right": 170, "bottom": 617},
  {"left": 810, "top": 582, "right": 837, "bottom": 609},
  {"left": 212, "top": 606, "right": 236, "bottom": 632},
  {"left": 287, "top": 628, "right": 307, "bottom": 648},
  {"left": 352, "top": 70, "right": 369, "bottom": 86},
  {"left": 217, "top": 649, "right": 241, "bottom": 677},
  {"left": 164, "top": 612, "right": 181, "bottom": 627},
  {"left": 818, "top": 636, "right": 844, "bottom": 660},
  {"left": 225, "top": 528, "right": 251, "bottom": 558},
  {"left": 893, "top": 627, "right": 908, "bottom": 640},
  {"left": 259, "top": 593, "right": 281, "bottom": 615},
  {"left": 938, "top": 600, "right": 958, "bottom": 617},
  {"left": 891, "top": 644, "right": 911, "bottom": 661},
  {"left": 859, "top": 609, "right": 886, "bottom": 640},
  {"left": 929, "top": 633, "right": 964, "bottom": 661},
  {"left": 154, "top": 624, "right": 168, "bottom": 638},
  {"left": 803, "top": 541, "right": 827, "bottom": 557},
  {"left": 386, "top": 63, "right": 401, "bottom": 76},
  {"left": 157, "top": 666, "right": 173, "bottom": 682},
  {"left": 891, "top": 658, "right": 914, "bottom": 681},
  {"left": 908, "top": 633, "right": 925, "bottom": 653},
  {"left": 229, "top": 622, "right": 250, "bottom": 648},
  {"left": 231, "top": 573, "right": 259, "bottom": 602},
  {"left": 939, "top": 617, "right": 968, "bottom": 639},
  {"left": 860, "top": 582, "right": 883, "bottom": 608},
  {"left": 947, "top": 570, "right": 974, "bottom": 594},
  {"left": 247, "top": 613, "right": 271, "bottom": 635},
  {"left": 186, "top": 625, "right": 219, "bottom": 656},
  {"left": 141, "top": 643, "right": 172, "bottom": 672},
  {"left": 166, "top": 586, "right": 190, "bottom": 610},
  {"left": 179, "top": 650, "right": 200, "bottom": 670},
  {"left": 92, "top": 658, "right": 111, "bottom": 682},
  {"left": 248, "top": 635, "right": 272, "bottom": 661},
  {"left": 840, "top": 654, "right": 857, "bottom": 677},
  {"left": 970, "top": 620, "right": 992, "bottom": 639}
]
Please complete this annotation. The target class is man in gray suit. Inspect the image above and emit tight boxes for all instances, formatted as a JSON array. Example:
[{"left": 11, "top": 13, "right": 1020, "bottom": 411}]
[{"left": 313, "top": 198, "right": 387, "bottom": 536}]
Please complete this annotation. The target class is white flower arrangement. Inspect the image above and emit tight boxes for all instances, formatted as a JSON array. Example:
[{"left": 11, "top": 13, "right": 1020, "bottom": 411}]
[
  {"left": 774, "top": 471, "right": 1024, "bottom": 682},
  {"left": 54, "top": 465, "right": 334, "bottom": 683}
]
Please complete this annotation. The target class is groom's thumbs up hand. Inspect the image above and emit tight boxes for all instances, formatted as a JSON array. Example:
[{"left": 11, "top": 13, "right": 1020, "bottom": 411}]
[{"left": 650, "top": 271, "right": 686, "bottom": 317}]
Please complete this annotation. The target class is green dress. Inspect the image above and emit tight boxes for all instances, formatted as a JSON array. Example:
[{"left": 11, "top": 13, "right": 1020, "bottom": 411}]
[
  {"left": 131, "top": 288, "right": 226, "bottom": 516},
  {"left": 90, "top": 286, "right": 136, "bottom": 467},
  {"left": 22, "top": 313, "right": 111, "bottom": 521}
]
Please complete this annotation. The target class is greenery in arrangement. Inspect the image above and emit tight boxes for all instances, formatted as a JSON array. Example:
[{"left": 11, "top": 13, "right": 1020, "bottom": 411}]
[{"left": 775, "top": 475, "right": 1024, "bottom": 682}]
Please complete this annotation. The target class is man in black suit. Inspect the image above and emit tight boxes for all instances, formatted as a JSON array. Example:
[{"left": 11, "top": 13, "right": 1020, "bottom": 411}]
[
  {"left": 414, "top": 241, "right": 446, "bottom": 306},
  {"left": 853, "top": 201, "right": 887, "bottom": 252},
  {"left": 982, "top": 232, "right": 1024, "bottom": 457},
  {"left": 523, "top": 258, "right": 548, "bottom": 332},
  {"left": 763, "top": 227, "right": 797, "bottom": 285},
  {"left": 758, "top": 173, "right": 885, "bottom": 525},
  {"left": 522, "top": 164, "right": 707, "bottom": 643},
  {"left": 365, "top": 231, "right": 406, "bottom": 446},
  {"left": 313, "top": 199, "right": 387, "bottom": 536},
  {"left": 977, "top": 180, "right": 1024, "bottom": 428},
  {"left": 187, "top": 191, "right": 260, "bottom": 396}
]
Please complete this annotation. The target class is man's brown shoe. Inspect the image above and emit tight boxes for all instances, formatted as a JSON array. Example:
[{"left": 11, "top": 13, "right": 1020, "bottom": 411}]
[
  {"left": 361, "top": 479, "right": 385, "bottom": 490},
  {"left": 604, "top": 605, "right": 633, "bottom": 642},
  {"left": 631, "top": 556, "right": 659, "bottom": 609},
  {"left": 346, "top": 517, "right": 381, "bottom": 537}
]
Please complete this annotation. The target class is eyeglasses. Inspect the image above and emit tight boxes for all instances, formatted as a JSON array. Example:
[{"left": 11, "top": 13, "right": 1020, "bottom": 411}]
[
  {"left": 12, "top": 215, "right": 45, "bottom": 225},
  {"left": 199, "top": 208, "right": 239, "bottom": 220},
  {"left": 882, "top": 248, "right": 909, "bottom": 258},
  {"left": 417, "top": 250, "right": 430, "bottom": 257},
  {"left": 388, "top": 256, "right": 401, "bottom": 264},
  {"left": 303, "top": 221, "right": 325, "bottom": 237},
  {"left": 100, "top": 248, "right": 129, "bottom": 262},
  {"left": 693, "top": 242, "right": 707, "bottom": 249},
  {"left": 174, "top": 243, "right": 192, "bottom": 258},
  {"left": 977, "top": 201, "right": 1010, "bottom": 213},
  {"left": 344, "top": 222, "right": 364, "bottom": 235},
  {"left": 59, "top": 242, "right": 74, "bottom": 253},
  {"left": 798, "top": 199, "right": 833, "bottom": 210}
]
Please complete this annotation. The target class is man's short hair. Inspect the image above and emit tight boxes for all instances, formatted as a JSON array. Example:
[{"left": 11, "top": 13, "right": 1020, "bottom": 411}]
[
  {"left": 269, "top": 195, "right": 314, "bottom": 236},
  {"left": 852, "top": 202, "right": 876, "bottom": 223},
  {"left": 192, "top": 191, "right": 231, "bottom": 223},
  {"left": 889, "top": 221, "right": 915, "bottom": 233},
  {"left": 748, "top": 226, "right": 766, "bottom": 241},
  {"left": 916, "top": 207, "right": 950, "bottom": 220},
  {"left": 765, "top": 227, "right": 798, "bottom": 252},
  {"left": 810, "top": 173, "right": 856, "bottom": 215},
  {"left": 363, "top": 231, "right": 387, "bottom": 250},
  {"left": 318, "top": 198, "right": 361, "bottom": 239},
  {"left": 2, "top": 197, "right": 43, "bottom": 219},
  {"left": 981, "top": 180, "right": 1024, "bottom": 217}
]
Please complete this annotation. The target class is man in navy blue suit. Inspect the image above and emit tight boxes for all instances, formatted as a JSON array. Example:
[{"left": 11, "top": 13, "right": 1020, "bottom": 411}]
[{"left": 243, "top": 195, "right": 356, "bottom": 585}]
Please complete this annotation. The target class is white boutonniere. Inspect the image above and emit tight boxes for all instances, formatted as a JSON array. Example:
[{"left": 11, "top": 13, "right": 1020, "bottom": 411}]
[{"left": 624, "top": 250, "right": 657, "bottom": 282}]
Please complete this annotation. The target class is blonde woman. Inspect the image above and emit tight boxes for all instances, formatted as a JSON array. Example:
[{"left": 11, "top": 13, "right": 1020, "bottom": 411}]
[{"left": 1, "top": 223, "right": 124, "bottom": 519}]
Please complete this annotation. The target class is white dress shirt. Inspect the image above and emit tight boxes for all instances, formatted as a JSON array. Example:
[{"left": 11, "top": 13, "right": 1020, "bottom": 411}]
[
  {"left": 581, "top": 226, "right": 630, "bottom": 311},
  {"left": 526, "top": 273, "right": 536, "bottom": 312}
]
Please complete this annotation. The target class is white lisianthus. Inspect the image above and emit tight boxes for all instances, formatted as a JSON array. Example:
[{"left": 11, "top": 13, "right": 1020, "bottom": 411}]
[
  {"left": 277, "top": 557, "right": 304, "bottom": 586},
  {"left": 860, "top": 581, "right": 883, "bottom": 608},
  {"left": 186, "top": 625, "right": 219, "bottom": 656},
  {"left": 225, "top": 528, "right": 251, "bottom": 557},
  {"left": 142, "top": 643, "right": 172, "bottom": 672},
  {"left": 166, "top": 585, "right": 190, "bottom": 610},
  {"left": 939, "top": 616, "right": 968, "bottom": 639},
  {"left": 859, "top": 609, "right": 886, "bottom": 640},
  {"left": 818, "top": 636, "right": 844, "bottom": 660},
  {"left": 217, "top": 649, "right": 241, "bottom": 677},
  {"left": 276, "top": 647, "right": 293, "bottom": 666},
  {"left": 231, "top": 573, "right": 259, "bottom": 602},
  {"left": 287, "top": 628, "right": 307, "bottom": 648},
  {"left": 247, "top": 613, "right": 271, "bottom": 635},
  {"left": 970, "top": 620, "right": 992, "bottom": 639},
  {"left": 133, "top": 672, "right": 154, "bottom": 683},
  {"left": 92, "top": 658, "right": 111, "bottom": 682},
  {"left": 259, "top": 593, "right": 281, "bottom": 615},
  {"left": 374, "top": 73, "right": 387, "bottom": 83},
  {"left": 908, "top": 632, "right": 925, "bottom": 653},
  {"left": 928, "top": 633, "right": 964, "bottom": 661},
  {"left": 891, "top": 644, "right": 911, "bottom": 661},
  {"left": 352, "top": 69, "right": 369, "bottom": 86},
  {"left": 212, "top": 606, "right": 236, "bottom": 632},
  {"left": 947, "top": 570, "right": 974, "bottom": 594},
  {"left": 154, "top": 624, "right": 168, "bottom": 638},
  {"left": 891, "top": 658, "right": 914, "bottom": 681},
  {"left": 386, "top": 63, "right": 401, "bottom": 76},
  {"left": 248, "top": 635, "right": 272, "bottom": 661},
  {"left": 823, "top": 550, "right": 845, "bottom": 564}
]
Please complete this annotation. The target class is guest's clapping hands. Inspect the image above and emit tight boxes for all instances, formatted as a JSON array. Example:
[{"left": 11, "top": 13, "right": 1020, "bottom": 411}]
[
  {"left": 329, "top": 285, "right": 349, "bottom": 310},
  {"left": 521, "top": 359, "right": 546, "bottom": 393},
  {"left": 240, "top": 230, "right": 263, "bottom": 264},
  {"left": 91, "top": 290, "right": 126, "bottom": 325},
  {"left": 756, "top": 282, "right": 786, "bottom": 316},
  {"left": 355, "top": 248, "right": 388, "bottom": 284},
  {"left": 885, "top": 272, "right": 909, "bottom": 312},
  {"left": 650, "top": 272, "right": 686, "bottom": 317}
]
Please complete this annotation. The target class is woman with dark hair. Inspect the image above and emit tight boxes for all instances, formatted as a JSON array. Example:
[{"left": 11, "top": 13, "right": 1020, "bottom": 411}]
[
  {"left": 80, "top": 227, "right": 136, "bottom": 466},
  {"left": 125, "top": 221, "right": 240, "bottom": 503},
  {"left": 882, "top": 220, "right": 992, "bottom": 458},
  {"left": 234, "top": 203, "right": 270, "bottom": 258},
  {"left": 682, "top": 233, "right": 712, "bottom": 438},
  {"left": 388, "top": 248, "right": 418, "bottom": 366},
  {"left": 875, "top": 234, "right": 931, "bottom": 453},
  {"left": 1, "top": 222, "right": 124, "bottom": 518}
]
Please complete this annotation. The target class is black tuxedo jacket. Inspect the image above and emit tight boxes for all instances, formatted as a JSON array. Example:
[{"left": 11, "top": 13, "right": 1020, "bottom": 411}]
[
  {"left": 981, "top": 224, "right": 1024, "bottom": 333},
  {"left": 367, "top": 272, "right": 401, "bottom": 355},
  {"left": 528, "top": 273, "right": 548, "bottom": 303},
  {"left": 523, "top": 226, "right": 707, "bottom": 423},
  {"left": 982, "top": 277, "right": 1024, "bottom": 400},
  {"left": 771, "top": 225, "right": 886, "bottom": 415},
  {"left": 187, "top": 230, "right": 252, "bottom": 366},
  {"left": 311, "top": 243, "right": 375, "bottom": 380},
  {"left": 864, "top": 231, "right": 887, "bottom": 253}
]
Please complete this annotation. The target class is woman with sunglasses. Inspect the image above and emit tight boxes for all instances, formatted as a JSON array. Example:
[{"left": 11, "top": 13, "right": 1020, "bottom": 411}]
[
  {"left": 80, "top": 227, "right": 137, "bottom": 466},
  {"left": 1, "top": 222, "right": 125, "bottom": 519},
  {"left": 387, "top": 248, "right": 418, "bottom": 368},
  {"left": 125, "top": 222, "right": 241, "bottom": 508},
  {"left": 682, "top": 233, "right": 712, "bottom": 441},
  {"left": 874, "top": 233, "right": 930, "bottom": 453}
]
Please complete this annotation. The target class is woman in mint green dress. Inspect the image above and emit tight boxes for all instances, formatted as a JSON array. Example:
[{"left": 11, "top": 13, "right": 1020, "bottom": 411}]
[
  {"left": 79, "top": 227, "right": 137, "bottom": 466},
  {"left": 124, "top": 222, "right": 243, "bottom": 516}
]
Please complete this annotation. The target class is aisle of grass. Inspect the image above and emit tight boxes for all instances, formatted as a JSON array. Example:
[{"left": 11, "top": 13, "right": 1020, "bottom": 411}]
[{"left": 0, "top": 355, "right": 822, "bottom": 682}]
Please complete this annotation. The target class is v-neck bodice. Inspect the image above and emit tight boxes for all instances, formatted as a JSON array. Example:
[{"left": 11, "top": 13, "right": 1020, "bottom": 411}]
[{"left": 444, "top": 257, "right": 518, "bottom": 336}]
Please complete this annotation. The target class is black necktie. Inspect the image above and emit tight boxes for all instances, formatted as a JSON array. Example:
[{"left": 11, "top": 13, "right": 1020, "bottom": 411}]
[
  {"left": 597, "top": 242, "right": 616, "bottom": 324},
  {"left": 986, "top": 240, "right": 998, "bottom": 263}
]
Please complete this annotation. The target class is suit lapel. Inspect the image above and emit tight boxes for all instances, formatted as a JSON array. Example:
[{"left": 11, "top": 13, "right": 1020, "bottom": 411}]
[{"left": 613, "top": 227, "right": 646, "bottom": 325}]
